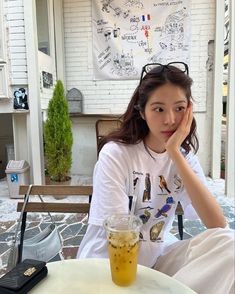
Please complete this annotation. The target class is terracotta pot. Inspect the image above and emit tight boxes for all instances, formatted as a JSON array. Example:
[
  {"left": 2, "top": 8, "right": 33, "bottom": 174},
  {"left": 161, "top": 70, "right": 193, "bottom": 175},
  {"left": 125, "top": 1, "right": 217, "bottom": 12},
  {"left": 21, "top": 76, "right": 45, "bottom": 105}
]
[{"left": 45, "top": 176, "right": 71, "bottom": 200}]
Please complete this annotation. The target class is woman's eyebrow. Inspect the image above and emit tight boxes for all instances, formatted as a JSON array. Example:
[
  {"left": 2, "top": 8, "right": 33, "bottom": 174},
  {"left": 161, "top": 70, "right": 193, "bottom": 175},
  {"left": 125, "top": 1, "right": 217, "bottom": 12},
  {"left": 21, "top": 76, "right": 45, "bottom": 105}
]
[
  {"left": 150, "top": 102, "right": 165, "bottom": 106},
  {"left": 150, "top": 100, "right": 187, "bottom": 106},
  {"left": 174, "top": 100, "right": 187, "bottom": 105}
]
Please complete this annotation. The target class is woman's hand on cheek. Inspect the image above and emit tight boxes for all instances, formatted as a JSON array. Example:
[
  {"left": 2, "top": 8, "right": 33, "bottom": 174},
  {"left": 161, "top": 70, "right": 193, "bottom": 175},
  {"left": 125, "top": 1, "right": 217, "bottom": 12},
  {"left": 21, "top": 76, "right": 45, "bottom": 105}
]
[{"left": 166, "top": 102, "right": 193, "bottom": 155}]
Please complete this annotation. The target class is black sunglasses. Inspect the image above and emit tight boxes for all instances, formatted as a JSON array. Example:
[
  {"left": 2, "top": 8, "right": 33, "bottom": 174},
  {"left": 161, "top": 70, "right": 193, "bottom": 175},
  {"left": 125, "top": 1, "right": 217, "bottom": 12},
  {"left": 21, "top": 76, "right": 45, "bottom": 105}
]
[{"left": 140, "top": 62, "right": 189, "bottom": 82}]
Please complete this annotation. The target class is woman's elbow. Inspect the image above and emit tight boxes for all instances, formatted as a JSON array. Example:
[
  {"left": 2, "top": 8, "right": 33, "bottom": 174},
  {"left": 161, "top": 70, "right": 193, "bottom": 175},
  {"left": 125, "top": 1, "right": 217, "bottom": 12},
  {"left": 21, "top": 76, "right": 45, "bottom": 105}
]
[{"left": 207, "top": 216, "right": 227, "bottom": 229}]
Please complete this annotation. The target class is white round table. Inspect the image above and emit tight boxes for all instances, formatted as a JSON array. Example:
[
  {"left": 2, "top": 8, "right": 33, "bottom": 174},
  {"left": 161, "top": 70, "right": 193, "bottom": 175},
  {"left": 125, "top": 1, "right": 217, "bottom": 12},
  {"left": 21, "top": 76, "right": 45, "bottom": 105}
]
[{"left": 31, "top": 259, "right": 197, "bottom": 294}]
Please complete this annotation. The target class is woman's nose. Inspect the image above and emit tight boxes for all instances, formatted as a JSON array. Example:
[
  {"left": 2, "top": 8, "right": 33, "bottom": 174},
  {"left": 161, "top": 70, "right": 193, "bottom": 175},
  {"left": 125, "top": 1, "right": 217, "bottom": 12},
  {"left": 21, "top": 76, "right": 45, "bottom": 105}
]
[{"left": 164, "top": 110, "right": 176, "bottom": 125}]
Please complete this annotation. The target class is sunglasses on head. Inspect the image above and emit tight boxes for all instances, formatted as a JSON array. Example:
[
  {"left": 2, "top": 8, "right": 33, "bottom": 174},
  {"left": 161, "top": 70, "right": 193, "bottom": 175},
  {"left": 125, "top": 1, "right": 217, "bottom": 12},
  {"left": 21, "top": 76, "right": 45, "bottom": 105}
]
[{"left": 140, "top": 62, "right": 189, "bottom": 82}]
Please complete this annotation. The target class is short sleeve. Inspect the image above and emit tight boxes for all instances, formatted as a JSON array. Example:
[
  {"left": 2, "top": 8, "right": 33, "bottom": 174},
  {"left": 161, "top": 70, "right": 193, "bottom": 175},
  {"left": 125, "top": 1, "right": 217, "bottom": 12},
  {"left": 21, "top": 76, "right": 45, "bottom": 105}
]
[{"left": 88, "top": 142, "right": 130, "bottom": 226}]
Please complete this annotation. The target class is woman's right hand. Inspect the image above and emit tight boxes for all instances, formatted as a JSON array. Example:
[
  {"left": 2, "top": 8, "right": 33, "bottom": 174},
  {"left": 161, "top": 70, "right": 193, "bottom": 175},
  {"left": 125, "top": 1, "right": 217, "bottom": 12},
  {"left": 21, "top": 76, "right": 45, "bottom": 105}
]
[{"left": 166, "top": 102, "right": 193, "bottom": 156}]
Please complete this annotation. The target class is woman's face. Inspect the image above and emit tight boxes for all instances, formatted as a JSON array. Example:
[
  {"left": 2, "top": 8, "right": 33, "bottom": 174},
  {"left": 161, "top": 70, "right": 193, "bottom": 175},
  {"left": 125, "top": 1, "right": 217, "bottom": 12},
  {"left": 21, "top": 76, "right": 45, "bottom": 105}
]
[{"left": 141, "top": 83, "right": 188, "bottom": 153}]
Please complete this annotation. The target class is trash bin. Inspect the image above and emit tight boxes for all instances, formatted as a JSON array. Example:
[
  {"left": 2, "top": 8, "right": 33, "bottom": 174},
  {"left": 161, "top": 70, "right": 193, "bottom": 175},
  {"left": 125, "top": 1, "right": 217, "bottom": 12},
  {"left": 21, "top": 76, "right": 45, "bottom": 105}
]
[{"left": 5, "top": 160, "right": 30, "bottom": 199}]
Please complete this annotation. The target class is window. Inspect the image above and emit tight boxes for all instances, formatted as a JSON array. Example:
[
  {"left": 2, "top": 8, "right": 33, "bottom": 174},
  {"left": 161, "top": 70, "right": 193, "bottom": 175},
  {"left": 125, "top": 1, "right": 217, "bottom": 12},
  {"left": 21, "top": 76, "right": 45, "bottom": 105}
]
[{"left": 36, "top": 0, "right": 50, "bottom": 55}]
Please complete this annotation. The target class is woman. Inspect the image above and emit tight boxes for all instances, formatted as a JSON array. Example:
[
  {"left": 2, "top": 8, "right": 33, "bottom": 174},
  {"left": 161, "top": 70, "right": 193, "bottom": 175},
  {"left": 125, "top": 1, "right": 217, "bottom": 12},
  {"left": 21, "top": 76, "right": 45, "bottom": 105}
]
[{"left": 78, "top": 63, "right": 234, "bottom": 294}]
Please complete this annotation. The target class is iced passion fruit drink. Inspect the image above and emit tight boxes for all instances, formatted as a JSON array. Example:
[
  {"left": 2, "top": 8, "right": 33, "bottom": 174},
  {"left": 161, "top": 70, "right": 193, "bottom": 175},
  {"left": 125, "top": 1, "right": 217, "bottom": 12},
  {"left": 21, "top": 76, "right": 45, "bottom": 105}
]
[{"left": 104, "top": 214, "right": 142, "bottom": 287}]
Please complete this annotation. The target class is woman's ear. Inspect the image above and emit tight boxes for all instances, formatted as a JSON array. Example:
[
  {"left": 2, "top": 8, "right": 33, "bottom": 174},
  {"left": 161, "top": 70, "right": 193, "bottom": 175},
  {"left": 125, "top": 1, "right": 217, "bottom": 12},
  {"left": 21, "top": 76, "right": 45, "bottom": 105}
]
[
  {"left": 140, "top": 111, "right": 145, "bottom": 120},
  {"left": 134, "top": 104, "right": 145, "bottom": 119}
]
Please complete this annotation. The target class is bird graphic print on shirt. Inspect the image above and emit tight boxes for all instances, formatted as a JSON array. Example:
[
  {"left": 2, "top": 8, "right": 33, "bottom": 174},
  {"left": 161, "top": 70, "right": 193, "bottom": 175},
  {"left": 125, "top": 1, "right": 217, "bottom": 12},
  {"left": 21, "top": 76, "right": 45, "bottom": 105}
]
[
  {"left": 139, "top": 209, "right": 151, "bottom": 224},
  {"left": 159, "top": 175, "right": 171, "bottom": 194},
  {"left": 150, "top": 221, "right": 165, "bottom": 242},
  {"left": 132, "top": 170, "right": 177, "bottom": 243},
  {"left": 155, "top": 196, "right": 175, "bottom": 218},
  {"left": 173, "top": 174, "right": 183, "bottom": 193},
  {"left": 142, "top": 173, "right": 151, "bottom": 202},
  {"left": 133, "top": 176, "right": 139, "bottom": 191}
]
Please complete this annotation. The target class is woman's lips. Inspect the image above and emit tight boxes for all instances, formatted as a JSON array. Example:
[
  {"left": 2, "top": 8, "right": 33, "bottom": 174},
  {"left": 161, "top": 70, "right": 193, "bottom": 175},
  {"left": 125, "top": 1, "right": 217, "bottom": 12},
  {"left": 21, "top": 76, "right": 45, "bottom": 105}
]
[{"left": 161, "top": 131, "right": 175, "bottom": 137}]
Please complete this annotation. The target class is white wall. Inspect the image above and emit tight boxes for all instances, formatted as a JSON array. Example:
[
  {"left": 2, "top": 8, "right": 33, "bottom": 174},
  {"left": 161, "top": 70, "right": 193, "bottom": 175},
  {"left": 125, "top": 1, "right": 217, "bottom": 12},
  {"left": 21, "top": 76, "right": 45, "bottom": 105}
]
[
  {"left": 0, "top": 0, "right": 218, "bottom": 178},
  {"left": 38, "top": 51, "right": 57, "bottom": 110},
  {"left": 12, "top": 112, "right": 29, "bottom": 162},
  {"left": 38, "top": 0, "right": 57, "bottom": 111},
  {"left": 63, "top": 0, "right": 216, "bottom": 176},
  {"left": 4, "top": 0, "right": 27, "bottom": 86},
  {"left": 0, "top": 0, "right": 27, "bottom": 112},
  {"left": 63, "top": 0, "right": 215, "bottom": 113},
  {"left": 0, "top": 0, "right": 55, "bottom": 111},
  {"left": 0, "top": 114, "right": 14, "bottom": 167},
  {"left": 0, "top": 0, "right": 29, "bottom": 170},
  {"left": 71, "top": 116, "right": 97, "bottom": 175},
  {"left": 0, "top": 0, "right": 47, "bottom": 184},
  {"left": 0, "top": 1, "right": 9, "bottom": 101}
]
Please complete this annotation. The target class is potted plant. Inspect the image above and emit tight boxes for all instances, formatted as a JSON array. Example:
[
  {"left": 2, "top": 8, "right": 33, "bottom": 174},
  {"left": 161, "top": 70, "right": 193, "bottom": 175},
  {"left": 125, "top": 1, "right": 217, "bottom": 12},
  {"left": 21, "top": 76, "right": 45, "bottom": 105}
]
[{"left": 44, "top": 80, "right": 73, "bottom": 185}]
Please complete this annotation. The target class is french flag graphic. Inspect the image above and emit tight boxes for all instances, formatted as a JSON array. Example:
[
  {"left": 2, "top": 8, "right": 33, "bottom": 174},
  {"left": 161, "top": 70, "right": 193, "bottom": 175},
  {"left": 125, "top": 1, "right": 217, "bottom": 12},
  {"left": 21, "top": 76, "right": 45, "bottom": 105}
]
[{"left": 142, "top": 14, "right": 151, "bottom": 21}]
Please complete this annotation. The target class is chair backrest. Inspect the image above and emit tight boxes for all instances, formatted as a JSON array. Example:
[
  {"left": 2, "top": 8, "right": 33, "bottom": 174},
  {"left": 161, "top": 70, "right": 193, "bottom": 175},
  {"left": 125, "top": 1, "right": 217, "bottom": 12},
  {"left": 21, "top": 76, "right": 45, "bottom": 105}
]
[
  {"left": 17, "top": 185, "right": 93, "bottom": 214},
  {"left": 95, "top": 119, "right": 122, "bottom": 153}
]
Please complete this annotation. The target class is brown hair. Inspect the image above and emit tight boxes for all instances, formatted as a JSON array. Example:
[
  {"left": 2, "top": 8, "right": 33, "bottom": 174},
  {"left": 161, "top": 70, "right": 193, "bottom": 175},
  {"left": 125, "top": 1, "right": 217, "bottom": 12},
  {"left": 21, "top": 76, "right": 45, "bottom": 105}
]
[{"left": 98, "top": 65, "right": 199, "bottom": 154}]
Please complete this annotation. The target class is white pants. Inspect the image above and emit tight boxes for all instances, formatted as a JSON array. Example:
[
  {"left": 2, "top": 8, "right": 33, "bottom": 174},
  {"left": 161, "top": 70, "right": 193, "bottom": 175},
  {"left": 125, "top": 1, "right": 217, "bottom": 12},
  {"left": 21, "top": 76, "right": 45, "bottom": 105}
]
[{"left": 154, "top": 228, "right": 235, "bottom": 294}]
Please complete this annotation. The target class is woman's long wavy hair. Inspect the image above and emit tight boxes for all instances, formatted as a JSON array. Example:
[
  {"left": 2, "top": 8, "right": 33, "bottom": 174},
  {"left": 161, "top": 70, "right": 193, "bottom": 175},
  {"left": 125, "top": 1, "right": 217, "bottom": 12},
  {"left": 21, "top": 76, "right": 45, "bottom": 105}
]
[{"left": 98, "top": 65, "right": 199, "bottom": 154}]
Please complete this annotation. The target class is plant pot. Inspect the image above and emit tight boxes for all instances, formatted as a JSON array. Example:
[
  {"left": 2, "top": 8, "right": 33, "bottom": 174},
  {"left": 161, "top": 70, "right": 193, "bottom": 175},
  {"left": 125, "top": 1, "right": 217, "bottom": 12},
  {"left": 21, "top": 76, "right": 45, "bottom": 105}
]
[{"left": 45, "top": 176, "right": 71, "bottom": 200}]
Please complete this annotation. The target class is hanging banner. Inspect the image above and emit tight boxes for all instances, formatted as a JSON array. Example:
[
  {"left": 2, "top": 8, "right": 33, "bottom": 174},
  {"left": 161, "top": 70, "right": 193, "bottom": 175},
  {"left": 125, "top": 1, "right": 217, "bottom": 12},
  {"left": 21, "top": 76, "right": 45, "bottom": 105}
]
[{"left": 92, "top": 0, "right": 191, "bottom": 80}]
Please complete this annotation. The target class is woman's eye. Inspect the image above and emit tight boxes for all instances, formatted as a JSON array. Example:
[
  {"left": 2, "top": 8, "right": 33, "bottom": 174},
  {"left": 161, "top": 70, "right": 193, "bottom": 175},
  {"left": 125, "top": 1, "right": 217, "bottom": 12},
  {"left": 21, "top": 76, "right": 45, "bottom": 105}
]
[
  {"left": 154, "top": 107, "right": 164, "bottom": 112},
  {"left": 176, "top": 106, "right": 185, "bottom": 112}
]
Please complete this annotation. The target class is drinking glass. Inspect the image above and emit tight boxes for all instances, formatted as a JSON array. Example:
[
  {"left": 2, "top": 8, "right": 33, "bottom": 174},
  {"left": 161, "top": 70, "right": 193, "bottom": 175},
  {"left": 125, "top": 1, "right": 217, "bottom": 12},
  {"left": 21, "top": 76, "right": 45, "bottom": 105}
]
[{"left": 104, "top": 214, "right": 142, "bottom": 286}]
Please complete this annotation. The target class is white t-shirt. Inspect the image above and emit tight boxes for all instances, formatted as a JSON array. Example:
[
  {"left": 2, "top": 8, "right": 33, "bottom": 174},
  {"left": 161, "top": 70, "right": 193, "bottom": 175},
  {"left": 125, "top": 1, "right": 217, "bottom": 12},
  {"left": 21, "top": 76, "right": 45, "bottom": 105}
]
[{"left": 78, "top": 141, "right": 207, "bottom": 267}]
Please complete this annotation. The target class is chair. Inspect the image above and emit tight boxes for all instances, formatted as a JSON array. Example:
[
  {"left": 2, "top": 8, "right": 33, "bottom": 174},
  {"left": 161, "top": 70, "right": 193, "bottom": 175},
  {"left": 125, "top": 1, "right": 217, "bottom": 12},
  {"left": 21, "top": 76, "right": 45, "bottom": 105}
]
[
  {"left": 175, "top": 201, "right": 184, "bottom": 240},
  {"left": 95, "top": 119, "right": 122, "bottom": 152},
  {"left": 16, "top": 185, "right": 93, "bottom": 262},
  {"left": 17, "top": 185, "right": 93, "bottom": 214},
  {"left": 95, "top": 119, "right": 184, "bottom": 240}
]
